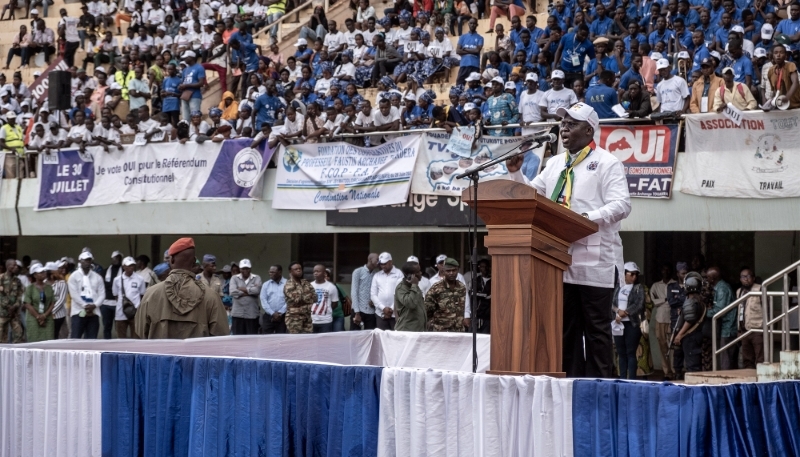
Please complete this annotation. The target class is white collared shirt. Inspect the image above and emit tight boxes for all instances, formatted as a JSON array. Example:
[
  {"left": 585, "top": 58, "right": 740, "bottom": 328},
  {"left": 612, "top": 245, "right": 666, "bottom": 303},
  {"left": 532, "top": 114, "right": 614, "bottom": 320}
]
[
  {"left": 511, "top": 146, "right": 631, "bottom": 288},
  {"left": 67, "top": 268, "right": 106, "bottom": 315},
  {"left": 369, "top": 266, "right": 404, "bottom": 314}
]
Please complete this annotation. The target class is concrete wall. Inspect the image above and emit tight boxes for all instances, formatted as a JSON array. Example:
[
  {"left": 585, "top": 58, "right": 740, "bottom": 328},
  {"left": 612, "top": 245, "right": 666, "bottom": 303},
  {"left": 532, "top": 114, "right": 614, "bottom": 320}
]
[{"left": 8, "top": 162, "right": 800, "bottom": 237}]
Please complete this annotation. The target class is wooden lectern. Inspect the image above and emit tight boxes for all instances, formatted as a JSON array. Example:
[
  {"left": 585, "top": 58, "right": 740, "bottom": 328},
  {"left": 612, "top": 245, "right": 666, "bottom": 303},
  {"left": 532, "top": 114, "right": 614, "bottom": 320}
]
[{"left": 462, "top": 180, "right": 598, "bottom": 376}]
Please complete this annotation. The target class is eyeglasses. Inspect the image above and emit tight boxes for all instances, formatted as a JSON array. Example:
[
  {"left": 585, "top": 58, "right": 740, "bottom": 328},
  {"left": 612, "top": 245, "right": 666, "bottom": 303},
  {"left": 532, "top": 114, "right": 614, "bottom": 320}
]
[{"left": 559, "top": 120, "right": 581, "bottom": 130}]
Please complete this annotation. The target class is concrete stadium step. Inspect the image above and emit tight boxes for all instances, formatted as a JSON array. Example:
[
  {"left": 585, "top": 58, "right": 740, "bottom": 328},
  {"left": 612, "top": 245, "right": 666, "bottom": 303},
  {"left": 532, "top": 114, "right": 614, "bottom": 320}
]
[{"left": 683, "top": 369, "right": 757, "bottom": 385}]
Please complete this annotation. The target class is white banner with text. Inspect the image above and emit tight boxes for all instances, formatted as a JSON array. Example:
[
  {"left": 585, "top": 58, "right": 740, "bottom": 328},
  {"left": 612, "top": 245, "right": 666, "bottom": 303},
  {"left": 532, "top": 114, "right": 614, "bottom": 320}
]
[{"left": 682, "top": 112, "right": 800, "bottom": 198}]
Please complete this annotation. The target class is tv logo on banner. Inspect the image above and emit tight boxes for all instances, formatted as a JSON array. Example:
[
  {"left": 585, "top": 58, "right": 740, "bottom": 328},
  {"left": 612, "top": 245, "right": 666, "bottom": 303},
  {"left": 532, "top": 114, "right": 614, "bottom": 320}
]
[{"left": 595, "top": 125, "right": 679, "bottom": 198}]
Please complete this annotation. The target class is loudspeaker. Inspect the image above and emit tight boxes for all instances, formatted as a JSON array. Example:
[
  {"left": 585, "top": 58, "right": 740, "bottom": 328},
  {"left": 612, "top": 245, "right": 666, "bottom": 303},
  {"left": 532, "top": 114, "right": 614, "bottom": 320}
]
[{"left": 49, "top": 71, "right": 72, "bottom": 111}]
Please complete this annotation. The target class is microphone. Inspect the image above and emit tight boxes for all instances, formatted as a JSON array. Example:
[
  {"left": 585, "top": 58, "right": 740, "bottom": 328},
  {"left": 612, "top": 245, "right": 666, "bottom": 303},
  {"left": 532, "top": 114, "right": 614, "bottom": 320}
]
[{"left": 519, "top": 129, "right": 559, "bottom": 151}]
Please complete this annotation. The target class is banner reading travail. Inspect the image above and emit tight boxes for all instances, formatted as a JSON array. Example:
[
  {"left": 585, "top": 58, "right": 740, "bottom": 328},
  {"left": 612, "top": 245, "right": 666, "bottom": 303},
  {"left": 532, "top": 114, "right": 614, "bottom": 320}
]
[
  {"left": 682, "top": 111, "right": 800, "bottom": 198},
  {"left": 36, "top": 139, "right": 274, "bottom": 210}
]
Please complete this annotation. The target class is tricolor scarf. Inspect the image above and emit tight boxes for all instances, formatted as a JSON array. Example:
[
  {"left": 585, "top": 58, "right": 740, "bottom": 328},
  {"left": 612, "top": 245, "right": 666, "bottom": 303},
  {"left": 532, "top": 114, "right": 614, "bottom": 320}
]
[{"left": 550, "top": 141, "right": 595, "bottom": 209}]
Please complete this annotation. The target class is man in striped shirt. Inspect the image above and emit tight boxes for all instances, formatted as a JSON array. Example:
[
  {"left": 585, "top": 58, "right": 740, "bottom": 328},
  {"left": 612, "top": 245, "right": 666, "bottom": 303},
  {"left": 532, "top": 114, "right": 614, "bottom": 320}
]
[{"left": 351, "top": 253, "right": 378, "bottom": 330}]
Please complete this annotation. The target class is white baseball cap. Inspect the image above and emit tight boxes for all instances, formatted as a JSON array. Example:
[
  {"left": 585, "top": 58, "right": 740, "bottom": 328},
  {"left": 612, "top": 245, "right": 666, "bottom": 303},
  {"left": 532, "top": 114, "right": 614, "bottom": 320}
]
[
  {"left": 30, "top": 264, "right": 45, "bottom": 274},
  {"left": 762, "top": 23, "right": 774, "bottom": 40},
  {"left": 676, "top": 51, "right": 690, "bottom": 60},
  {"left": 111, "top": 250, "right": 122, "bottom": 258},
  {"left": 239, "top": 258, "right": 252, "bottom": 268},
  {"left": 504, "top": 81, "right": 516, "bottom": 90},
  {"left": 406, "top": 256, "right": 420, "bottom": 263},
  {"left": 721, "top": 66, "right": 734, "bottom": 75},
  {"left": 754, "top": 47, "right": 768, "bottom": 58},
  {"left": 436, "top": 254, "right": 447, "bottom": 263},
  {"left": 656, "top": 58, "right": 670, "bottom": 70},
  {"left": 465, "top": 72, "right": 481, "bottom": 82},
  {"left": 710, "top": 50, "right": 722, "bottom": 60},
  {"left": 556, "top": 102, "right": 600, "bottom": 131},
  {"left": 404, "top": 92, "right": 416, "bottom": 102},
  {"left": 378, "top": 252, "right": 392, "bottom": 264},
  {"left": 464, "top": 102, "right": 477, "bottom": 111},
  {"left": 43, "top": 261, "right": 59, "bottom": 271},
  {"left": 525, "top": 72, "right": 539, "bottom": 82},
  {"left": 122, "top": 256, "right": 136, "bottom": 267},
  {"left": 731, "top": 25, "right": 745, "bottom": 34},
  {"left": 181, "top": 50, "right": 196, "bottom": 59},
  {"left": 551, "top": 69, "right": 565, "bottom": 79},
  {"left": 490, "top": 76, "right": 504, "bottom": 85},
  {"left": 294, "top": 38, "right": 307, "bottom": 47},
  {"left": 650, "top": 52, "right": 663, "bottom": 60},
  {"left": 30, "top": 8, "right": 38, "bottom": 14},
  {"left": 78, "top": 251, "right": 93, "bottom": 261},
  {"left": 624, "top": 261, "right": 640, "bottom": 273}
]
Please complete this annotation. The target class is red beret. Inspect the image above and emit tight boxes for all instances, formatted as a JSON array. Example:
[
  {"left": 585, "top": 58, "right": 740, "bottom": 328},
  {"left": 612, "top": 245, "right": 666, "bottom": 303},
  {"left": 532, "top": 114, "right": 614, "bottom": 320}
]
[{"left": 168, "top": 237, "right": 195, "bottom": 256}]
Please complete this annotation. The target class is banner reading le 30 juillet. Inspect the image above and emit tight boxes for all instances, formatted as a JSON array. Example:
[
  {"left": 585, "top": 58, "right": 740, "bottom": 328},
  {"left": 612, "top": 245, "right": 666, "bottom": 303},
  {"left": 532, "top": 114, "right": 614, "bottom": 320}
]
[
  {"left": 411, "top": 132, "right": 541, "bottom": 196},
  {"left": 272, "top": 136, "right": 420, "bottom": 210},
  {"left": 682, "top": 111, "right": 800, "bottom": 198},
  {"left": 594, "top": 123, "right": 680, "bottom": 199},
  {"left": 36, "top": 139, "right": 274, "bottom": 210}
]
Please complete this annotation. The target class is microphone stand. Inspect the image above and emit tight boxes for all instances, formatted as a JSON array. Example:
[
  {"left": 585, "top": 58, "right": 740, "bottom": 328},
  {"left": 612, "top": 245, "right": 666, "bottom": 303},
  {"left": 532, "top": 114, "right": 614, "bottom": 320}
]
[{"left": 455, "top": 135, "right": 551, "bottom": 374}]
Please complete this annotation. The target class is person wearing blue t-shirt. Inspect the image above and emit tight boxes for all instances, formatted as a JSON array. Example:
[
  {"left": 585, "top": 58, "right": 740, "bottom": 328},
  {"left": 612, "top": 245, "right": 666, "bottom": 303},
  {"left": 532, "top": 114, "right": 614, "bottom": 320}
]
[
  {"left": 726, "top": 41, "right": 754, "bottom": 86},
  {"left": 555, "top": 24, "right": 595, "bottom": 87},
  {"left": 696, "top": 10, "right": 717, "bottom": 45},
  {"left": 584, "top": 37, "right": 620, "bottom": 86},
  {"left": 586, "top": 70, "right": 619, "bottom": 118},
  {"left": 293, "top": 38, "right": 313, "bottom": 66},
  {"left": 688, "top": 0, "right": 710, "bottom": 11},
  {"left": 740, "top": 10, "right": 761, "bottom": 42},
  {"left": 177, "top": 51, "right": 206, "bottom": 123},
  {"left": 551, "top": 0, "right": 572, "bottom": 30},
  {"left": 514, "top": 29, "right": 540, "bottom": 64},
  {"left": 229, "top": 38, "right": 261, "bottom": 100},
  {"left": 671, "top": 18, "right": 695, "bottom": 53},
  {"left": 509, "top": 15, "right": 527, "bottom": 46},
  {"left": 526, "top": 15, "right": 546, "bottom": 43},
  {"left": 649, "top": 17, "right": 675, "bottom": 49},
  {"left": 776, "top": 3, "right": 800, "bottom": 52},
  {"left": 639, "top": 3, "right": 661, "bottom": 33},
  {"left": 722, "top": 0, "right": 742, "bottom": 24},
  {"left": 714, "top": 12, "right": 734, "bottom": 53},
  {"left": 160, "top": 63, "right": 182, "bottom": 126},
  {"left": 456, "top": 18, "right": 484, "bottom": 85},
  {"left": 589, "top": 4, "right": 614, "bottom": 40},
  {"left": 623, "top": 22, "right": 647, "bottom": 51},
  {"left": 253, "top": 81, "right": 286, "bottom": 129},
  {"left": 708, "top": 0, "right": 725, "bottom": 26},
  {"left": 618, "top": 53, "right": 644, "bottom": 97},
  {"left": 676, "top": 0, "right": 701, "bottom": 27}
]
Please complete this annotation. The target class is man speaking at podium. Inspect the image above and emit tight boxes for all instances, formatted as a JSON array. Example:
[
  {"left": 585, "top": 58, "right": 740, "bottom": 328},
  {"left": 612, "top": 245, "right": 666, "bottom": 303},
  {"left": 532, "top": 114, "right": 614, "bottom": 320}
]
[{"left": 507, "top": 102, "right": 631, "bottom": 378}]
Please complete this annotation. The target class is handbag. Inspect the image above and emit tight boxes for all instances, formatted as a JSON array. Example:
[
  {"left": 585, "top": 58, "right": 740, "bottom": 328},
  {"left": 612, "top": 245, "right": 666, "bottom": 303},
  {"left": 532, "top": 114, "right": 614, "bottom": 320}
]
[
  {"left": 640, "top": 316, "right": 649, "bottom": 335},
  {"left": 180, "top": 89, "right": 193, "bottom": 101},
  {"left": 121, "top": 275, "right": 137, "bottom": 320}
]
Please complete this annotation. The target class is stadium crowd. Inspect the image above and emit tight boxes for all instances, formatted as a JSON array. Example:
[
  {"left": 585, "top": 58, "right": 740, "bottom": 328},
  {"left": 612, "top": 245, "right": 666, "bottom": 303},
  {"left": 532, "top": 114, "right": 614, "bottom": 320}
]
[{"left": 0, "top": 0, "right": 795, "bottom": 177}]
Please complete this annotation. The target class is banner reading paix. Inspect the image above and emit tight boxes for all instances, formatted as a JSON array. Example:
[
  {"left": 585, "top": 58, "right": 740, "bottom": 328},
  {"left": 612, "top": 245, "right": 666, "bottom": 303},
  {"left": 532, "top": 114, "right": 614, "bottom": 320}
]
[{"left": 682, "top": 111, "right": 800, "bottom": 198}]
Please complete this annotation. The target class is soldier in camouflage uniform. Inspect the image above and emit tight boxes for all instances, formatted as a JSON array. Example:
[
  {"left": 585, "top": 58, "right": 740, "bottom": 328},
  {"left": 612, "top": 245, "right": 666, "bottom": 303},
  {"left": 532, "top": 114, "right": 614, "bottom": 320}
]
[
  {"left": 425, "top": 258, "right": 466, "bottom": 332},
  {"left": 283, "top": 261, "right": 315, "bottom": 334},
  {"left": 0, "top": 259, "right": 24, "bottom": 343}
]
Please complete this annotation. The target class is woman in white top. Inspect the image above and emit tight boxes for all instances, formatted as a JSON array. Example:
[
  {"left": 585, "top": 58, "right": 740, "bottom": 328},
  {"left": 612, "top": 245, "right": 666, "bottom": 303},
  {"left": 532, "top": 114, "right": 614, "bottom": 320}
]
[
  {"left": 188, "top": 110, "right": 210, "bottom": 139},
  {"left": 356, "top": 0, "right": 376, "bottom": 25},
  {"left": 47, "top": 262, "right": 69, "bottom": 339},
  {"left": 611, "top": 261, "right": 646, "bottom": 380}
]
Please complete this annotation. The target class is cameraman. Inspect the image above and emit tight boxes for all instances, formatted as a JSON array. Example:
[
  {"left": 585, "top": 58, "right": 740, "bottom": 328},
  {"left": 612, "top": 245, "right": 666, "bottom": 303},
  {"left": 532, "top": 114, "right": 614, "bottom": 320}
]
[{"left": 672, "top": 273, "right": 706, "bottom": 373}]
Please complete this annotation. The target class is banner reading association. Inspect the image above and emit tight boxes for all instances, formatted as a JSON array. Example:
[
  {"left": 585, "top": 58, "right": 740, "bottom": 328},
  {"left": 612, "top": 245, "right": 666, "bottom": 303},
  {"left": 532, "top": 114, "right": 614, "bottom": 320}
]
[
  {"left": 411, "top": 133, "right": 539, "bottom": 196},
  {"left": 595, "top": 123, "right": 679, "bottom": 199},
  {"left": 272, "top": 136, "right": 420, "bottom": 210},
  {"left": 682, "top": 111, "right": 800, "bottom": 198},
  {"left": 36, "top": 138, "right": 274, "bottom": 210}
]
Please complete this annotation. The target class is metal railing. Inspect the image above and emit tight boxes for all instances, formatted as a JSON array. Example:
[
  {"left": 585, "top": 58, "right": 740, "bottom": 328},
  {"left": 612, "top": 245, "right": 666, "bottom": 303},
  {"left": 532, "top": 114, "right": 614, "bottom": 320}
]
[
  {"left": 251, "top": 0, "right": 318, "bottom": 44},
  {"left": 712, "top": 260, "right": 800, "bottom": 371},
  {"left": 333, "top": 116, "right": 656, "bottom": 139}
]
